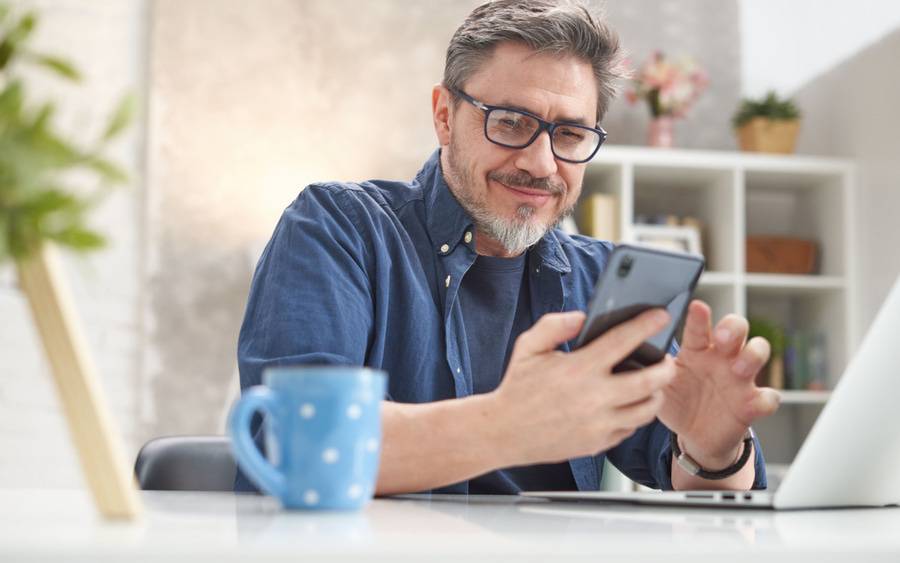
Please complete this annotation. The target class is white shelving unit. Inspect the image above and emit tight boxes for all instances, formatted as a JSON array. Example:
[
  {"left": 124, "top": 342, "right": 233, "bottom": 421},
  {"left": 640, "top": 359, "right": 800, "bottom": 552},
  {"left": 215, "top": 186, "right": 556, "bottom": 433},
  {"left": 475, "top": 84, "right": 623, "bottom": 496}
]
[{"left": 579, "top": 145, "right": 856, "bottom": 486}]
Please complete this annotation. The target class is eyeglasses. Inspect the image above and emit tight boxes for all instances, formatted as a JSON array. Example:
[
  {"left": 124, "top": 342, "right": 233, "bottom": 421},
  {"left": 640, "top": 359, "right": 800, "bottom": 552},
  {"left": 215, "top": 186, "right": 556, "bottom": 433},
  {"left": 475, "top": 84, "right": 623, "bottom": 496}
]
[{"left": 450, "top": 87, "right": 607, "bottom": 164}]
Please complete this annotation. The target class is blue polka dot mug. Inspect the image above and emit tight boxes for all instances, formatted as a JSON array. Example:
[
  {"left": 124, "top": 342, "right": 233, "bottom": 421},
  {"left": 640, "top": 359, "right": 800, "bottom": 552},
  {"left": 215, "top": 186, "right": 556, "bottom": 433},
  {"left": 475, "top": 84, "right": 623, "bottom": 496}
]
[{"left": 228, "top": 366, "right": 387, "bottom": 510}]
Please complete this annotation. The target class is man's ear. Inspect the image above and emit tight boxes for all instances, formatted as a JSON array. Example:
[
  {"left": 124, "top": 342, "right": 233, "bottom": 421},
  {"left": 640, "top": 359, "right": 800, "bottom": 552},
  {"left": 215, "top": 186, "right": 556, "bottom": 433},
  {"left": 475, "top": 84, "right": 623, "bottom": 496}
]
[{"left": 432, "top": 84, "right": 453, "bottom": 147}]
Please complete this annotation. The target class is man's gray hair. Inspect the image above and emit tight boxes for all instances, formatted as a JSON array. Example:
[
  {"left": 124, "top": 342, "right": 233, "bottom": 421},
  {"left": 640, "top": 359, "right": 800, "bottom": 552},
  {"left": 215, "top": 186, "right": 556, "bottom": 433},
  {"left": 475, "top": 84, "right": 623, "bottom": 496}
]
[{"left": 444, "top": 0, "right": 625, "bottom": 123}]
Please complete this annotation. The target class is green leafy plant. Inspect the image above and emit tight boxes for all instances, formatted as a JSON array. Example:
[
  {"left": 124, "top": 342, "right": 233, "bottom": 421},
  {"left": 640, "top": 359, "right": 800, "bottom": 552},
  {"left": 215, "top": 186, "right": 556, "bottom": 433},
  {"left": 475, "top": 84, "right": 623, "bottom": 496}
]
[
  {"left": 0, "top": 3, "right": 134, "bottom": 264},
  {"left": 748, "top": 317, "right": 786, "bottom": 357},
  {"left": 732, "top": 90, "right": 800, "bottom": 129}
]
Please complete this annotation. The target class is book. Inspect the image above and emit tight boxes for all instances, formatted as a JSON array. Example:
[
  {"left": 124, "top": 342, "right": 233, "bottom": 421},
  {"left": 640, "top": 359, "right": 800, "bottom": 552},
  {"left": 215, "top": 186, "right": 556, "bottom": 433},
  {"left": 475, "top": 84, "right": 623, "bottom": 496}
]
[
  {"left": 681, "top": 216, "right": 705, "bottom": 257},
  {"left": 784, "top": 329, "right": 829, "bottom": 390},
  {"left": 578, "top": 193, "right": 618, "bottom": 241}
]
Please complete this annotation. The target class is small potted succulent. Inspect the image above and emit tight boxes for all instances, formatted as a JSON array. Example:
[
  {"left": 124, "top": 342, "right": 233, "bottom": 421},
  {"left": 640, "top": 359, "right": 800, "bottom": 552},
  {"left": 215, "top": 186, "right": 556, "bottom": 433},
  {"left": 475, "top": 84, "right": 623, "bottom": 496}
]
[
  {"left": 0, "top": 4, "right": 140, "bottom": 518},
  {"left": 732, "top": 91, "right": 801, "bottom": 154}
]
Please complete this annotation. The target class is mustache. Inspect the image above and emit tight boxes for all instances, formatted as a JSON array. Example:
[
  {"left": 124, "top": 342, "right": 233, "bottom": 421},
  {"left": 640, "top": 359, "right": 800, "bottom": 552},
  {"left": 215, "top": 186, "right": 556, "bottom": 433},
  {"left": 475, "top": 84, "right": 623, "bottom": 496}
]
[{"left": 488, "top": 171, "right": 565, "bottom": 196}]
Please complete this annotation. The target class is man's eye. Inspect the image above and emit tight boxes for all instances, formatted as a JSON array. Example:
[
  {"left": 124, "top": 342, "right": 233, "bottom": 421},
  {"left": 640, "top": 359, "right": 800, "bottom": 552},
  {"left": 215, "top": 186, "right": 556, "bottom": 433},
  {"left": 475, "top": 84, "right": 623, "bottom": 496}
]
[
  {"left": 499, "top": 117, "right": 523, "bottom": 129},
  {"left": 559, "top": 129, "right": 585, "bottom": 141},
  {"left": 555, "top": 128, "right": 586, "bottom": 145}
]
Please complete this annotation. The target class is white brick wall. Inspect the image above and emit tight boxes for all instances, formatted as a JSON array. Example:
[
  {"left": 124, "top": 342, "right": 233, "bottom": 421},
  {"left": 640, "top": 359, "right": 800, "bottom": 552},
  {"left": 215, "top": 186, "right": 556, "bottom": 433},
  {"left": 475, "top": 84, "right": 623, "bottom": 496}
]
[{"left": 0, "top": 0, "right": 148, "bottom": 489}]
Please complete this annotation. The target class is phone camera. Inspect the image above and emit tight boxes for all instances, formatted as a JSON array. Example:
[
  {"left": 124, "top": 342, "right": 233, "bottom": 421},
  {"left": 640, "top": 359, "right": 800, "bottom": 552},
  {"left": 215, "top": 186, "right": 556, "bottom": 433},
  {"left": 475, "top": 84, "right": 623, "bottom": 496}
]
[{"left": 617, "top": 255, "right": 634, "bottom": 277}]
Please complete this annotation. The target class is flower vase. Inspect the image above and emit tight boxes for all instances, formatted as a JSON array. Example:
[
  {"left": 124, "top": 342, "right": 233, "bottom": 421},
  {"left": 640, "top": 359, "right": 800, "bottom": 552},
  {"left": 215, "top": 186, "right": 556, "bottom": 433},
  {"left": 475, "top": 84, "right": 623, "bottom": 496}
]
[{"left": 648, "top": 116, "right": 674, "bottom": 148}]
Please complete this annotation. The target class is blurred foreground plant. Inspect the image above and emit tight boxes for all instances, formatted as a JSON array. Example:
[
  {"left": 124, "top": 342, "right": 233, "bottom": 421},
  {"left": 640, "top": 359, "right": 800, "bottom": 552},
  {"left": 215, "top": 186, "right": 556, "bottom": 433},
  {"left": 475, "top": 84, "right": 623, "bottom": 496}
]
[
  {"left": 0, "top": 3, "right": 142, "bottom": 520},
  {"left": 0, "top": 2, "right": 134, "bottom": 264}
]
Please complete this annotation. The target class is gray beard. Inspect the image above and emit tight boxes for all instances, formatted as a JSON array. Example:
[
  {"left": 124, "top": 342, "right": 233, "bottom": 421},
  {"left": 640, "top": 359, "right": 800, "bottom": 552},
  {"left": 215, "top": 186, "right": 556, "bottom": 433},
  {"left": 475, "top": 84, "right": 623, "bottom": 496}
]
[
  {"left": 444, "top": 145, "right": 572, "bottom": 256},
  {"left": 462, "top": 198, "right": 547, "bottom": 256}
]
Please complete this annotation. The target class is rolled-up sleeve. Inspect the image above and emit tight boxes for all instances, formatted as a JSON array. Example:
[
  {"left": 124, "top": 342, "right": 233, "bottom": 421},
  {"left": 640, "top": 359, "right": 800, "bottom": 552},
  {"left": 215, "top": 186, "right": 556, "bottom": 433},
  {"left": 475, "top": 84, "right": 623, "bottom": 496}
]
[
  {"left": 238, "top": 184, "right": 374, "bottom": 388},
  {"left": 235, "top": 185, "right": 375, "bottom": 492}
]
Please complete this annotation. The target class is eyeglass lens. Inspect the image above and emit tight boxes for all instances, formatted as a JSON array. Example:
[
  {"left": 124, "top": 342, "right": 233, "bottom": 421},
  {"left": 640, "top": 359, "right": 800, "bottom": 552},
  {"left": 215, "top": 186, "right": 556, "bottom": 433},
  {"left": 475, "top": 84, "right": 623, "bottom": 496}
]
[{"left": 485, "top": 108, "right": 601, "bottom": 162}]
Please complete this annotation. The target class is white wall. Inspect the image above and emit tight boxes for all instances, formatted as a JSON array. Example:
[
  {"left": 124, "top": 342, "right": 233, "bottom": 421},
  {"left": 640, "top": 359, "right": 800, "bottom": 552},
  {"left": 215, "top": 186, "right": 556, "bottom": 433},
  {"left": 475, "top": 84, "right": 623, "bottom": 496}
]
[
  {"left": 0, "top": 0, "right": 149, "bottom": 488},
  {"left": 741, "top": 0, "right": 900, "bottom": 335},
  {"left": 791, "top": 29, "right": 900, "bottom": 333},
  {"left": 739, "top": 0, "right": 900, "bottom": 97}
]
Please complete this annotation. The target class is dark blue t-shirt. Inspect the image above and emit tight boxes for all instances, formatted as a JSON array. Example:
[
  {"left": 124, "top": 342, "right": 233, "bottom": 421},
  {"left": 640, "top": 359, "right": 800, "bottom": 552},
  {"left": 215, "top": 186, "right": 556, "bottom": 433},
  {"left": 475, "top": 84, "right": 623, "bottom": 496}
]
[{"left": 459, "top": 252, "right": 577, "bottom": 493}]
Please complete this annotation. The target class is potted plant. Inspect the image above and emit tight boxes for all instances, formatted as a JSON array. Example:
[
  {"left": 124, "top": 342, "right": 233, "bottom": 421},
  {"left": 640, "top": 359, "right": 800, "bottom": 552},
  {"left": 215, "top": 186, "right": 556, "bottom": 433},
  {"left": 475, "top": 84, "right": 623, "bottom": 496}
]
[
  {"left": 732, "top": 90, "right": 801, "bottom": 154},
  {"left": 0, "top": 5, "right": 141, "bottom": 518},
  {"left": 626, "top": 51, "right": 709, "bottom": 148},
  {"left": 748, "top": 318, "right": 786, "bottom": 389}
]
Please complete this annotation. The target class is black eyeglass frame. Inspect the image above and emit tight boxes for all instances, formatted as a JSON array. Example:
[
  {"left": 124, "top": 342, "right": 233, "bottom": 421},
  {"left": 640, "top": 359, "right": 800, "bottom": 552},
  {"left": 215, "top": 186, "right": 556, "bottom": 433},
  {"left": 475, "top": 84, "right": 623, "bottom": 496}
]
[{"left": 449, "top": 87, "right": 608, "bottom": 164}]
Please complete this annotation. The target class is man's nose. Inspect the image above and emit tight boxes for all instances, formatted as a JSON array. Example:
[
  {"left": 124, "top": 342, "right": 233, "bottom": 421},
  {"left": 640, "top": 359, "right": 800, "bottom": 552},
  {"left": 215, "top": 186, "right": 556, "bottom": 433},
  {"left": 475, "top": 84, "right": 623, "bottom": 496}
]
[{"left": 513, "top": 130, "right": 558, "bottom": 180}]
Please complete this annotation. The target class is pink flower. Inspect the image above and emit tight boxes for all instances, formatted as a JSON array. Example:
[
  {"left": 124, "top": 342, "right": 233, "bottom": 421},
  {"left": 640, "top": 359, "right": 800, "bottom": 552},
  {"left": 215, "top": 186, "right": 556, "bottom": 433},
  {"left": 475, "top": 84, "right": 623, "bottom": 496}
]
[{"left": 628, "top": 51, "right": 708, "bottom": 118}]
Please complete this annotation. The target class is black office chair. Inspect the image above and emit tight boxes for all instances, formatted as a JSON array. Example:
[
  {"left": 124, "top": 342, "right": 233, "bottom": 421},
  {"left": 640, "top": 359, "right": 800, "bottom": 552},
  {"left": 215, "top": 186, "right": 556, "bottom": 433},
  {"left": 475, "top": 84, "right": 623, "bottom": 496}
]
[{"left": 134, "top": 435, "right": 236, "bottom": 491}]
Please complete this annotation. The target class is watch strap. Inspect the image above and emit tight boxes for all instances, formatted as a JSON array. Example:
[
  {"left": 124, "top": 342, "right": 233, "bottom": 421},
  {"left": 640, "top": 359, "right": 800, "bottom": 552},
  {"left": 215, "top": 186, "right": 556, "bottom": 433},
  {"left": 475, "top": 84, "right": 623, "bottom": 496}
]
[{"left": 671, "top": 428, "right": 754, "bottom": 480}]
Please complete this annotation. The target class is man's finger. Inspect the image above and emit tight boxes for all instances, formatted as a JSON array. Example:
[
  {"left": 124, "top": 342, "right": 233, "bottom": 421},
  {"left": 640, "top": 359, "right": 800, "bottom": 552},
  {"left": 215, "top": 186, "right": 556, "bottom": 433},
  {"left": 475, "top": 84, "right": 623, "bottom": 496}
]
[
  {"left": 613, "top": 389, "right": 665, "bottom": 431},
  {"left": 747, "top": 387, "right": 781, "bottom": 419},
  {"left": 731, "top": 336, "right": 771, "bottom": 380},
  {"left": 511, "top": 311, "right": 586, "bottom": 360},
  {"left": 576, "top": 308, "right": 670, "bottom": 371},
  {"left": 712, "top": 314, "right": 750, "bottom": 357},
  {"left": 680, "top": 300, "right": 712, "bottom": 352},
  {"left": 604, "top": 355, "right": 676, "bottom": 407}
]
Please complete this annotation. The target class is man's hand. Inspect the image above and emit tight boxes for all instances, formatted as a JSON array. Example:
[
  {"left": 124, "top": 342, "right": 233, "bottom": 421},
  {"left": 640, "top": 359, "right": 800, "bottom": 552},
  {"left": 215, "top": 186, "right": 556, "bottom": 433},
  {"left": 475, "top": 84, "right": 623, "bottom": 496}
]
[
  {"left": 659, "top": 300, "right": 781, "bottom": 472},
  {"left": 489, "top": 309, "right": 676, "bottom": 467},
  {"left": 376, "top": 302, "right": 778, "bottom": 495}
]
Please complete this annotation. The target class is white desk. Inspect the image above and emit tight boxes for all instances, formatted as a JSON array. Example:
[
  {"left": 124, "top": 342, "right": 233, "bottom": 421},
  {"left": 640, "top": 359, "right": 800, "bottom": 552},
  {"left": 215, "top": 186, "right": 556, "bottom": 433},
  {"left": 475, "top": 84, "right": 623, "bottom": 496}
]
[{"left": 2, "top": 489, "right": 899, "bottom": 562}]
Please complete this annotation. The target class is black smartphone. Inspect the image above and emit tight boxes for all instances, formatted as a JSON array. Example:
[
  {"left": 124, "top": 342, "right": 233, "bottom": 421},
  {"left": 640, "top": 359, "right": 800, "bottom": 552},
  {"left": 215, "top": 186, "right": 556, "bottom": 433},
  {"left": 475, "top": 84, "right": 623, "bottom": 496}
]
[{"left": 574, "top": 244, "right": 705, "bottom": 372}]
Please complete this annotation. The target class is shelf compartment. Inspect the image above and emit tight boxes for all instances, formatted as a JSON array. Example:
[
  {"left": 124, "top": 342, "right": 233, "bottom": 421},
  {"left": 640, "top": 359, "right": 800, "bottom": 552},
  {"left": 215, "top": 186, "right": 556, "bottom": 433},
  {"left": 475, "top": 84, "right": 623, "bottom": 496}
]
[
  {"left": 744, "top": 169, "right": 848, "bottom": 277},
  {"left": 631, "top": 165, "right": 736, "bottom": 273},
  {"left": 746, "top": 289, "right": 848, "bottom": 392},
  {"left": 579, "top": 162, "right": 625, "bottom": 243}
]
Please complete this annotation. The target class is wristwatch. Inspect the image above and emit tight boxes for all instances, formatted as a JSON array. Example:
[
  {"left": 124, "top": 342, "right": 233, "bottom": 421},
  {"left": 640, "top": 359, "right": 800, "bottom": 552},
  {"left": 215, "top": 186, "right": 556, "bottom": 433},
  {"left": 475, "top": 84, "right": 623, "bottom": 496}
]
[{"left": 671, "top": 428, "right": 754, "bottom": 480}]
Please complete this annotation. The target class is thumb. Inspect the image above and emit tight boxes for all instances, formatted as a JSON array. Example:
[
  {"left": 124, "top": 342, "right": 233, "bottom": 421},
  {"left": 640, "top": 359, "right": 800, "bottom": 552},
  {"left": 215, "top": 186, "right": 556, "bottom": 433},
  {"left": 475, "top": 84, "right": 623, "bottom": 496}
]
[{"left": 512, "top": 311, "right": 585, "bottom": 360}]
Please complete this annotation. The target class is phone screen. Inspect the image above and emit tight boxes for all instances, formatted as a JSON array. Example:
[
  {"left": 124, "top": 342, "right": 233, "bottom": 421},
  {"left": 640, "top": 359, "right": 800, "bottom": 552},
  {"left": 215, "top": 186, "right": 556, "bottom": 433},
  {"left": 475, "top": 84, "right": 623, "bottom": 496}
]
[{"left": 574, "top": 244, "right": 705, "bottom": 371}]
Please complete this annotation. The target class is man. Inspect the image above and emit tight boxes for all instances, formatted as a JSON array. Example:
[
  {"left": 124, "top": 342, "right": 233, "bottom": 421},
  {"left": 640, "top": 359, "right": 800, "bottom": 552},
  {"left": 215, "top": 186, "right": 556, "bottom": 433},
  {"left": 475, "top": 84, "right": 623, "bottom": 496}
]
[{"left": 236, "top": 0, "right": 780, "bottom": 495}]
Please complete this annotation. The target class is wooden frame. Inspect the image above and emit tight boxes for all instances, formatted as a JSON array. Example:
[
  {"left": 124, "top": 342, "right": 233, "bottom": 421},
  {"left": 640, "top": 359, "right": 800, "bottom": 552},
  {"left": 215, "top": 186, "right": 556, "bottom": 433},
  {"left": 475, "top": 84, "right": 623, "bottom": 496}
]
[
  {"left": 16, "top": 245, "right": 142, "bottom": 519},
  {"left": 631, "top": 224, "right": 702, "bottom": 255}
]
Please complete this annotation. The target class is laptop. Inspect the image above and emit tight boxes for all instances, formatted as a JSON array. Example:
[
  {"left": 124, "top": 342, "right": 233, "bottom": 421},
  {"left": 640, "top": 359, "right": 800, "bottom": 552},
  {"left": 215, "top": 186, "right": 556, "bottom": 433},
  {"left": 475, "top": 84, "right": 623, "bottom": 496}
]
[{"left": 523, "top": 275, "right": 900, "bottom": 510}]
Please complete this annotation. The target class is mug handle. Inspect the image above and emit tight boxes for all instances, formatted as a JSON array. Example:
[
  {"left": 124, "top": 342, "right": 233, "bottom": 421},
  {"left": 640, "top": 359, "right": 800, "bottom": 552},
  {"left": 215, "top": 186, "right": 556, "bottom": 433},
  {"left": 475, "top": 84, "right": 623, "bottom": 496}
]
[{"left": 228, "top": 386, "right": 286, "bottom": 498}]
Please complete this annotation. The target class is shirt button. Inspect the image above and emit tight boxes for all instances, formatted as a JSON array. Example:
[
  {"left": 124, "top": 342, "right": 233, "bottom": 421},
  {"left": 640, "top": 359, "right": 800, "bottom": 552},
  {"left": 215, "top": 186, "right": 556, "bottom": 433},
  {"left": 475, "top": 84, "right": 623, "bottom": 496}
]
[
  {"left": 445, "top": 275, "right": 451, "bottom": 288},
  {"left": 456, "top": 367, "right": 461, "bottom": 374},
  {"left": 440, "top": 243, "right": 450, "bottom": 254},
  {"left": 464, "top": 231, "right": 472, "bottom": 244}
]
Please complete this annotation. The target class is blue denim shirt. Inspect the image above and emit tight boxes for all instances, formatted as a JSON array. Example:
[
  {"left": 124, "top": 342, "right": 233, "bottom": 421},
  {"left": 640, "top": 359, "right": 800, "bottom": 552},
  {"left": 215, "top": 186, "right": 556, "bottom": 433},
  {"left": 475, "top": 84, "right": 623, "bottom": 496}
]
[{"left": 236, "top": 149, "right": 766, "bottom": 493}]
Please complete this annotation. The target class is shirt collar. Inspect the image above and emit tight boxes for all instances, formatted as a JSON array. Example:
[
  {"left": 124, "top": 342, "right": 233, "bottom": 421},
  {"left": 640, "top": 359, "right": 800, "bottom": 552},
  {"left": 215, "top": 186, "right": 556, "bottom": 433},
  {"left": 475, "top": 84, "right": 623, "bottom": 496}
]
[
  {"left": 419, "top": 149, "right": 474, "bottom": 256},
  {"left": 417, "top": 148, "right": 571, "bottom": 274},
  {"left": 533, "top": 228, "right": 572, "bottom": 274}
]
